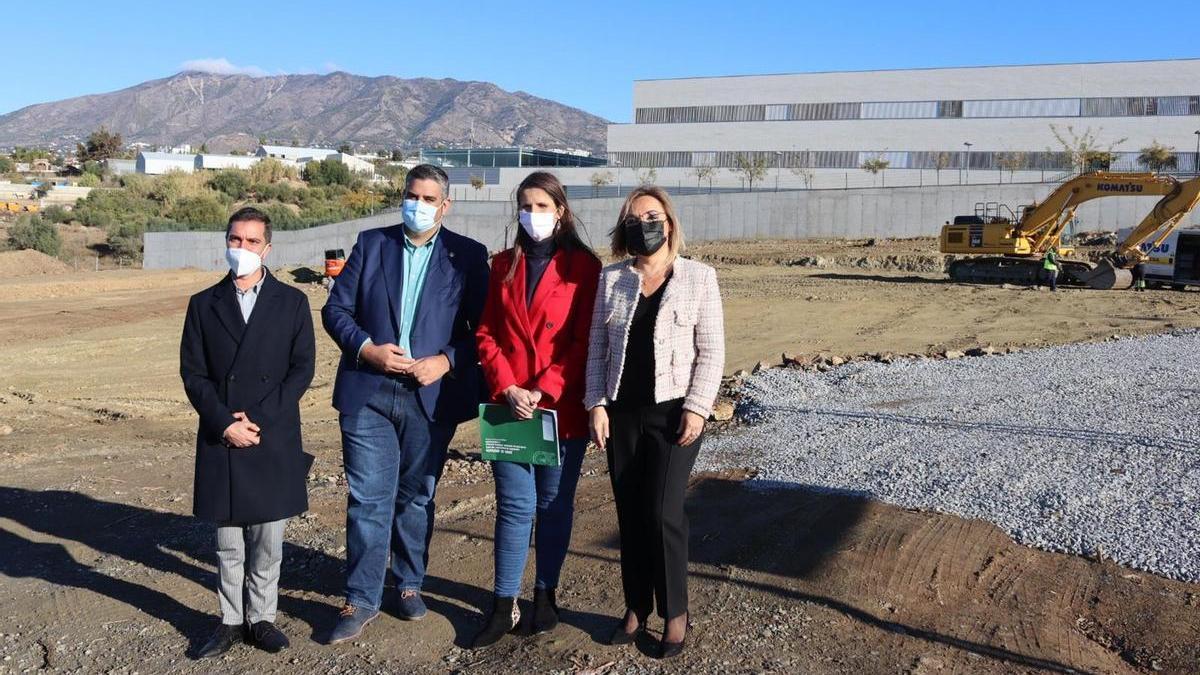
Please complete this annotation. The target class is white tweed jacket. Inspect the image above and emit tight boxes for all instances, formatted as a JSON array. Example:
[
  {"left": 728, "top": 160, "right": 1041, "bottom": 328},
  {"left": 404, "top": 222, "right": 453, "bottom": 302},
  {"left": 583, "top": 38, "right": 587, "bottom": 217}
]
[{"left": 584, "top": 256, "right": 725, "bottom": 418}]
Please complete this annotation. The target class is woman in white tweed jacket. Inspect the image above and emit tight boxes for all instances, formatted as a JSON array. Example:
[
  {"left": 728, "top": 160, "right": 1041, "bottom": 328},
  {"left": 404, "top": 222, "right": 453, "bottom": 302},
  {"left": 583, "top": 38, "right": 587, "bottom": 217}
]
[{"left": 584, "top": 185, "right": 724, "bottom": 658}]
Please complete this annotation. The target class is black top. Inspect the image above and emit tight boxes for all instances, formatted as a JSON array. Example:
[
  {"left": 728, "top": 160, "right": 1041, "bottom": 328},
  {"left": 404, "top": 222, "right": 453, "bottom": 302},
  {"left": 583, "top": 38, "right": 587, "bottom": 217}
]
[
  {"left": 522, "top": 235, "right": 557, "bottom": 307},
  {"left": 613, "top": 278, "right": 669, "bottom": 408}
]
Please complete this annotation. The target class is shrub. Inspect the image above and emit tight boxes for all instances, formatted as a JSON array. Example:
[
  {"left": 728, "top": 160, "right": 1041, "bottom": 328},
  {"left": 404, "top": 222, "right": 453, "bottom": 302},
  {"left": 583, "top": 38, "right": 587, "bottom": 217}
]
[
  {"left": 8, "top": 215, "right": 61, "bottom": 256},
  {"left": 168, "top": 195, "right": 228, "bottom": 228},
  {"left": 41, "top": 205, "right": 71, "bottom": 224},
  {"left": 248, "top": 158, "right": 297, "bottom": 184},
  {"left": 78, "top": 172, "right": 101, "bottom": 187},
  {"left": 208, "top": 170, "right": 250, "bottom": 200},
  {"left": 303, "top": 158, "right": 352, "bottom": 187}
]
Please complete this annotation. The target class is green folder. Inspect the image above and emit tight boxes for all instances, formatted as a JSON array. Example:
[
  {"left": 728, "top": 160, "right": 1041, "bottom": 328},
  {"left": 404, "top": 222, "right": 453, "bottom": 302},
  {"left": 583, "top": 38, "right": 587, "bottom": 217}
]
[{"left": 478, "top": 403, "right": 561, "bottom": 466}]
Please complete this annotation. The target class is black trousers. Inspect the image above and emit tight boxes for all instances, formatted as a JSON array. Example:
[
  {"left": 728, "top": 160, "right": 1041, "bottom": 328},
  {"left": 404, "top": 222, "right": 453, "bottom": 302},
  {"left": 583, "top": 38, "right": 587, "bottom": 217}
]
[{"left": 605, "top": 398, "right": 701, "bottom": 620}]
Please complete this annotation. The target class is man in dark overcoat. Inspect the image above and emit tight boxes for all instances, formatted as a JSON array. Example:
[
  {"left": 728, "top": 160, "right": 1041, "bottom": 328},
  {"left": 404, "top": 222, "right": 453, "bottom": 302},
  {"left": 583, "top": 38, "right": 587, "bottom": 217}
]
[{"left": 180, "top": 206, "right": 315, "bottom": 658}]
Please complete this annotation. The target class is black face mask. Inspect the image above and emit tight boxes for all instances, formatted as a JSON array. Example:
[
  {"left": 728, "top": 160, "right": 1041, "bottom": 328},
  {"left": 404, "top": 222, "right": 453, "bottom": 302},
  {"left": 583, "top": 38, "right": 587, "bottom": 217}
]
[{"left": 623, "top": 218, "right": 667, "bottom": 256}]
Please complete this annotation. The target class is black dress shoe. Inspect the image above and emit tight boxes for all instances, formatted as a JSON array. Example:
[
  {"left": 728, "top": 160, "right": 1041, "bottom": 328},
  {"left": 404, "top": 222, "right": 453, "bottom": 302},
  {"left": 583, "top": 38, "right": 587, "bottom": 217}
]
[
  {"left": 608, "top": 611, "right": 648, "bottom": 646},
  {"left": 195, "top": 623, "right": 243, "bottom": 659},
  {"left": 248, "top": 621, "right": 290, "bottom": 653},
  {"left": 531, "top": 587, "right": 559, "bottom": 634},
  {"left": 471, "top": 596, "right": 520, "bottom": 649}
]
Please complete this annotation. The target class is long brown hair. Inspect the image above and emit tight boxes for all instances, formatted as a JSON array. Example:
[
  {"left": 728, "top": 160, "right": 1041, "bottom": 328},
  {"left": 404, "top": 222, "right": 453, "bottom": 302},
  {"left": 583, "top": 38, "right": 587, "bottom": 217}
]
[{"left": 505, "top": 171, "right": 599, "bottom": 283}]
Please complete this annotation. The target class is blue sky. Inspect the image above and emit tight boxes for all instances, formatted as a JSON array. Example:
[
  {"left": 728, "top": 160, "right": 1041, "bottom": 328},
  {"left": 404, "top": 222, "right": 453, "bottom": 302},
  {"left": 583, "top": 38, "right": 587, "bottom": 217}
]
[{"left": 18, "top": 0, "right": 1200, "bottom": 123}]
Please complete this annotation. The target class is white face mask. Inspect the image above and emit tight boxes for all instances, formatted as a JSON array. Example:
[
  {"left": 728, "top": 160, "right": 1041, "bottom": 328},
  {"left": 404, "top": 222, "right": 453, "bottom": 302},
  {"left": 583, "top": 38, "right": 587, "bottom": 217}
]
[
  {"left": 226, "top": 247, "right": 263, "bottom": 278},
  {"left": 518, "top": 210, "right": 557, "bottom": 242}
]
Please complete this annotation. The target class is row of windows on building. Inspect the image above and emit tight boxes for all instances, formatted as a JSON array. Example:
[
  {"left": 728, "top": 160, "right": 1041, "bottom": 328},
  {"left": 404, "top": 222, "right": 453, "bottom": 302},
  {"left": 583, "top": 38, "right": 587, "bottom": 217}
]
[
  {"left": 634, "top": 95, "right": 1200, "bottom": 124},
  {"left": 607, "top": 150, "right": 1200, "bottom": 172}
]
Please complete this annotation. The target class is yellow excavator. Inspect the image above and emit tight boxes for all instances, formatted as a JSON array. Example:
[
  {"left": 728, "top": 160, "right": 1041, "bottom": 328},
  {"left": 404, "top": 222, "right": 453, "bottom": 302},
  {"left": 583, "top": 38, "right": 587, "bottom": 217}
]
[{"left": 939, "top": 172, "right": 1200, "bottom": 289}]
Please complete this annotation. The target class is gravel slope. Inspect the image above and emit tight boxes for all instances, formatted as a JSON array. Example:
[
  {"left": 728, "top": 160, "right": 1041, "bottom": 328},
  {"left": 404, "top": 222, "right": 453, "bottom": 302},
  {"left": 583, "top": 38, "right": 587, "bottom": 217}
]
[{"left": 701, "top": 330, "right": 1200, "bottom": 581}]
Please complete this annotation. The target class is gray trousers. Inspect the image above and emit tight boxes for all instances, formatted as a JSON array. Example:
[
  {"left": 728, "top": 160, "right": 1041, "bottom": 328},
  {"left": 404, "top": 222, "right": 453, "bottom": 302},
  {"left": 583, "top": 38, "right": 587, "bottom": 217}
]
[{"left": 216, "top": 518, "right": 287, "bottom": 625}]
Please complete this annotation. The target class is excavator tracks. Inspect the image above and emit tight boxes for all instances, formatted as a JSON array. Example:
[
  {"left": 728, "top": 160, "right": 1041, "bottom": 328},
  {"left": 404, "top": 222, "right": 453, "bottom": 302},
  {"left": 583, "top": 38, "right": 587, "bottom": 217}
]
[{"left": 947, "top": 257, "right": 1105, "bottom": 287}]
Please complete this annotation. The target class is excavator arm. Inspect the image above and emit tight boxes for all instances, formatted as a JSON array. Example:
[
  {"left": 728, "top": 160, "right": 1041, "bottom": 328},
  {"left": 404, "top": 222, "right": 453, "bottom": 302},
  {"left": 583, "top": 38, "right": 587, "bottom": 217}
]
[{"left": 1113, "top": 176, "right": 1200, "bottom": 264}]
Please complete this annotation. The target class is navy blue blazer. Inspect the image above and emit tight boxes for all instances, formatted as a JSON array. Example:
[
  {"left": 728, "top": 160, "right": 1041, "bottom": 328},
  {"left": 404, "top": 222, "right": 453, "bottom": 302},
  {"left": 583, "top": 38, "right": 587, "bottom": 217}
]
[{"left": 322, "top": 224, "right": 489, "bottom": 424}]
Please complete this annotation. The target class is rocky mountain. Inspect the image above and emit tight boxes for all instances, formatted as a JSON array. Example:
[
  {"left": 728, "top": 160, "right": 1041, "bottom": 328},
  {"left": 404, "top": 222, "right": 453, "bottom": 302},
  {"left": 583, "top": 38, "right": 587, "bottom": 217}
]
[{"left": 0, "top": 71, "right": 609, "bottom": 155}]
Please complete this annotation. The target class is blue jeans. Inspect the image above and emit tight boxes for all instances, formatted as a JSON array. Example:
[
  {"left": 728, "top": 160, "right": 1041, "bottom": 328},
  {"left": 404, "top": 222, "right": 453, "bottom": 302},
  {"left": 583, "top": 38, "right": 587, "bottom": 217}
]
[
  {"left": 340, "top": 378, "right": 454, "bottom": 610},
  {"left": 491, "top": 438, "right": 588, "bottom": 598}
]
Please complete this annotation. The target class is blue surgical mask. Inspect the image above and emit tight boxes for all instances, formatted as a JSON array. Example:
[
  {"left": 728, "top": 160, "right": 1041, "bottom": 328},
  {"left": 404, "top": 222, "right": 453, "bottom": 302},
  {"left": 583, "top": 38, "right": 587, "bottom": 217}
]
[{"left": 402, "top": 198, "right": 440, "bottom": 233}]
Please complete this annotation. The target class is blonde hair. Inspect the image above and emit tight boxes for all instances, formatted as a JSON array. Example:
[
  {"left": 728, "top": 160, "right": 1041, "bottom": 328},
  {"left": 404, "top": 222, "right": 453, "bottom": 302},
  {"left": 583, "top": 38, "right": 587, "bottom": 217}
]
[{"left": 610, "top": 184, "right": 685, "bottom": 258}]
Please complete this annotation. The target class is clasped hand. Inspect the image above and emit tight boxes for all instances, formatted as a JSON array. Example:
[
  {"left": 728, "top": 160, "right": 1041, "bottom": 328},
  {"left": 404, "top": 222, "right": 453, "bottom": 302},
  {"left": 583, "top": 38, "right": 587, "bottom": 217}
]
[
  {"left": 503, "top": 385, "right": 543, "bottom": 420},
  {"left": 361, "top": 342, "right": 450, "bottom": 386}
]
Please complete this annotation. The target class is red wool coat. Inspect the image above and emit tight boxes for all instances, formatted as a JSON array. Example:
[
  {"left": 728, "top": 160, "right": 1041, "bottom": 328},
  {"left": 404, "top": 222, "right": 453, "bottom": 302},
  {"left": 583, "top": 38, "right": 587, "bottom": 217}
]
[{"left": 476, "top": 247, "right": 601, "bottom": 439}]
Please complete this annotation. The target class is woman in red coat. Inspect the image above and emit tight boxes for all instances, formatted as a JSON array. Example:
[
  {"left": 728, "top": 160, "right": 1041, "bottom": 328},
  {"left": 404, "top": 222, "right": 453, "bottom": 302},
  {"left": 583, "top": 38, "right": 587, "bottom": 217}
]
[{"left": 472, "top": 171, "right": 601, "bottom": 647}]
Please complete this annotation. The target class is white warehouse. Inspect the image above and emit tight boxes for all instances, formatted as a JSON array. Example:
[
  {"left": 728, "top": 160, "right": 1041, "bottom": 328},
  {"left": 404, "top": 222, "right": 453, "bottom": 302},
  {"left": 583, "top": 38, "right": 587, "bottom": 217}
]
[
  {"left": 136, "top": 151, "right": 197, "bottom": 175},
  {"left": 605, "top": 59, "right": 1200, "bottom": 190}
]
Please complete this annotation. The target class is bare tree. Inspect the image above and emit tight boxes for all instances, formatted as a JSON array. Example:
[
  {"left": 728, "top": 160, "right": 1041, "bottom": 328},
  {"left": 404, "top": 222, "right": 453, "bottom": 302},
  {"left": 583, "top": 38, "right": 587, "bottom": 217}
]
[
  {"left": 933, "top": 152, "right": 952, "bottom": 185},
  {"left": 730, "top": 154, "right": 768, "bottom": 191},
  {"left": 790, "top": 166, "right": 814, "bottom": 189},
  {"left": 1049, "top": 124, "right": 1127, "bottom": 174},
  {"left": 589, "top": 170, "right": 613, "bottom": 197},
  {"left": 636, "top": 168, "right": 658, "bottom": 185},
  {"left": 469, "top": 175, "right": 485, "bottom": 192},
  {"left": 996, "top": 151, "right": 1028, "bottom": 183},
  {"left": 690, "top": 165, "right": 717, "bottom": 191},
  {"left": 860, "top": 156, "right": 890, "bottom": 186}
]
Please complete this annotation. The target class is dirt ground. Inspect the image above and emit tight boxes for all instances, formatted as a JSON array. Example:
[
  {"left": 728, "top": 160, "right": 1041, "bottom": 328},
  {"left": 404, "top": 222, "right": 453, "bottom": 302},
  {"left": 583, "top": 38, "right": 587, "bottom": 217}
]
[{"left": 1, "top": 239, "right": 1198, "bottom": 674}]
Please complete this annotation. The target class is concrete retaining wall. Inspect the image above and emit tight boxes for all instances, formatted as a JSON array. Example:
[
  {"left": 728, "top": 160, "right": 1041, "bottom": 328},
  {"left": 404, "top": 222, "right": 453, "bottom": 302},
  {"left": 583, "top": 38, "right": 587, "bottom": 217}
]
[{"left": 143, "top": 182, "right": 1200, "bottom": 270}]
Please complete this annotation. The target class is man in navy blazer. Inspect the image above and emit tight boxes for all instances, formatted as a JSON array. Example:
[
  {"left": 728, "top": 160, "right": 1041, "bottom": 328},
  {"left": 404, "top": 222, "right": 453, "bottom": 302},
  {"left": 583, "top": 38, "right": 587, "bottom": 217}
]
[{"left": 322, "top": 164, "right": 489, "bottom": 642}]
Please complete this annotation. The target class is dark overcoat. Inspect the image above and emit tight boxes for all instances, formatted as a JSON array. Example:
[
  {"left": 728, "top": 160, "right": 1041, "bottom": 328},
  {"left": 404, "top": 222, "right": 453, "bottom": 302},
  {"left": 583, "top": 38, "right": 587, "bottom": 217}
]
[{"left": 180, "top": 269, "right": 315, "bottom": 524}]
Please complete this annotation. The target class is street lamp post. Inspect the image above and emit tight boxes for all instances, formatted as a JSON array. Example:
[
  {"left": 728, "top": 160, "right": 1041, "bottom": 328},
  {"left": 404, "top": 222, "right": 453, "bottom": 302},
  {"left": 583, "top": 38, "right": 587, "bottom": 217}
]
[
  {"left": 613, "top": 159, "right": 622, "bottom": 197},
  {"left": 1193, "top": 130, "right": 1199, "bottom": 175},
  {"left": 774, "top": 151, "right": 782, "bottom": 191},
  {"left": 963, "top": 142, "right": 973, "bottom": 184}
]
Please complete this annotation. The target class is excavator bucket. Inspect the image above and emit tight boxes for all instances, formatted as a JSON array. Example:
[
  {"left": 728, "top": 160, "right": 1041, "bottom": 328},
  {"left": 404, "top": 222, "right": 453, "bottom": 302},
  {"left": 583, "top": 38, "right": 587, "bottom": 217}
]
[{"left": 1076, "top": 259, "right": 1133, "bottom": 290}]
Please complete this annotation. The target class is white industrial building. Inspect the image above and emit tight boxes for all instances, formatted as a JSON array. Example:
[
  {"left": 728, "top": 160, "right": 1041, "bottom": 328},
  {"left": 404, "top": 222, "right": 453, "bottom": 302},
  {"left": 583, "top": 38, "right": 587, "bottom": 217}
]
[
  {"left": 604, "top": 59, "right": 1200, "bottom": 190},
  {"left": 256, "top": 145, "right": 340, "bottom": 163},
  {"left": 136, "top": 151, "right": 197, "bottom": 175},
  {"left": 195, "top": 154, "right": 261, "bottom": 171},
  {"left": 104, "top": 158, "right": 137, "bottom": 176}
]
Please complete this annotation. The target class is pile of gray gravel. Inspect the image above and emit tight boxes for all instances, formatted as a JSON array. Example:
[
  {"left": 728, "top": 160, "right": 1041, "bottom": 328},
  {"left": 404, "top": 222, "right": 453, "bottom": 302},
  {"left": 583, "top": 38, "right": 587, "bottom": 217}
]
[{"left": 701, "top": 330, "right": 1200, "bottom": 582}]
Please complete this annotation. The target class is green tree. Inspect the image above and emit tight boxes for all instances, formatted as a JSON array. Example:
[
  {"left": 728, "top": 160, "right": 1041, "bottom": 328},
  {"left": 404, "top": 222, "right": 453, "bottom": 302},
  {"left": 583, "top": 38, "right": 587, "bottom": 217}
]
[
  {"left": 198, "top": 142, "right": 209, "bottom": 154},
  {"left": 78, "top": 172, "right": 102, "bottom": 187},
  {"left": 8, "top": 215, "right": 61, "bottom": 256},
  {"left": 81, "top": 160, "right": 105, "bottom": 178},
  {"left": 303, "top": 158, "right": 352, "bottom": 187},
  {"left": 0, "top": 156, "right": 13, "bottom": 173},
  {"left": 730, "top": 154, "right": 768, "bottom": 191},
  {"left": 76, "top": 127, "right": 124, "bottom": 163},
  {"left": 1137, "top": 141, "right": 1178, "bottom": 174},
  {"left": 209, "top": 170, "right": 250, "bottom": 199},
  {"left": 337, "top": 142, "right": 353, "bottom": 154},
  {"left": 391, "top": 149, "right": 405, "bottom": 162},
  {"left": 469, "top": 175, "right": 485, "bottom": 192}
]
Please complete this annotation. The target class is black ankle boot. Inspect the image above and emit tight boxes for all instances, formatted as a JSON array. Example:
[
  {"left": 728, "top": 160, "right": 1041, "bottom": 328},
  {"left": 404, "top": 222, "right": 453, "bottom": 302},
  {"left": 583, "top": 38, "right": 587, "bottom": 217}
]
[
  {"left": 532, "top": 587, "right": 559, "bottom": 633},
  {"left": 471, "top": 596, "right": 520, "bottom": 649}
]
